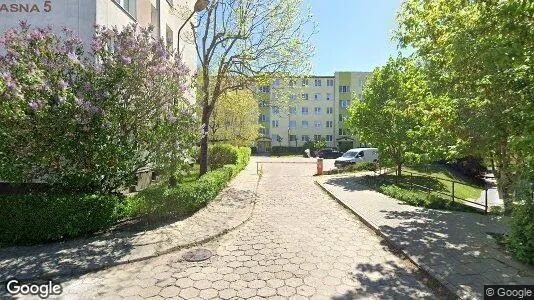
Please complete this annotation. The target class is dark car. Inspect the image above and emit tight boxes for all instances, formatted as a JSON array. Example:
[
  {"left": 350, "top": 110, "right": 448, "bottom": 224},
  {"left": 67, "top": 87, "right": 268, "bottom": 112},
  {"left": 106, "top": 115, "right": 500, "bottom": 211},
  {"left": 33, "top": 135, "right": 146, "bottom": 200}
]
[{"left": 315, "top": 148, "right": 344, "bottom": 159}]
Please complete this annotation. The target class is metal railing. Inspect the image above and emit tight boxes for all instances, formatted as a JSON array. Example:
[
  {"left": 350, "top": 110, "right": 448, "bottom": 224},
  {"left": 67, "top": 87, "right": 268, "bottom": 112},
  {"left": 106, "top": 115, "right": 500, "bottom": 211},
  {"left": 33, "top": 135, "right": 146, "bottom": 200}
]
[{"left": 381, "top": 168, "right": 489, "bottom": 214}]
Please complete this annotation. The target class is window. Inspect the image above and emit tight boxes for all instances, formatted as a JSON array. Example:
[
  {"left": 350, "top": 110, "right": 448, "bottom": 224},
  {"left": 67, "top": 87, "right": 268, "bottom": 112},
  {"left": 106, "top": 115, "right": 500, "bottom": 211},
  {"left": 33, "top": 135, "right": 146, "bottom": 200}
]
[
  {"left": 272, "top": 107, "right": 279, "bottom": 114},
  {"left": 272, "top": 134, "right": 279, "bottom": 141},
  {"left": 327, "top": 79, "right": 334, "bottom": 86},
  {"left": 314, "top": 135, "right": 322, "bottom": 140},
  {"left": 314, "top": 107, "right": 321, "bottom": 115},
  {"left": 301, "top": 135, "right": 310, "bottom": 142},
  {"left": 326, "top": 135, "right": 333, "bottom": 142},
  {"left": 115, "top": 0, "right": 137, "bottom": 16},
  {"left": 289, "top": 80, "right": 296, "bottom": 87},
  {"left": 339, "top": 114, "right": 344, "bottom": 122},
  {"left": 271, "top": 120, "right": 279, "bottom": 128},
  {"left": 339, "top": 85, "right": 350, "bottom": 93},
  {"left": 273, "top": 79, "right": 281, "bottom": 87},
  {"left": 301, "top": 120, "right": 309, "bottom": 128},
  {"left": 259, "top": 101, "right": 269, "bottom": 108},
  {"left": 290, "top": 94, "right": 297, "bottom": 101},
  {"left": 165, "top": 25, "right": 173, "bottom": 49},
  {"left": 314, "top": 121, "right": 322, "bottom": 128},
  {"left": 289, "top": 135, "right": 297, "bottom": 141},
  {"left": 341, "top": 100, "right": 351, "bottom": 108},
  {"left": 326, "top": 107, "right": 333, "bottom": 114},
  {"left": 302, "top": 93, "right": 309, "bottom": 100},
  {"left": 259, "top": 114, "right": 268, "bottom": 122},
  {"left": 289, "top": 107, "right": 297, "bottom": 114},
  {"left": 326, "top": 93, "right": 333, "bottom": 101},
  {"left": 289, "top": 120, "right": 297, "bottom": 129},
  {"left": 338, "top": 128, "right": 347, "bottom": 135},
  {"left": 150, "top": 3, "right": 159, "bottom": 37},
  {"left": 302, "top": 79, "right": 309, "bottom": 86},
  {"left": 326, "top": 121, "right": 333, "bottom": 128},
  {"left": 314, "top": 93, "right": 321, "bottom": 101},
  {"left": 314, "top": 79, "right": 322, "bottom": 86},
  {"left": 261, "top": 128, "right": 269, "bottom": 135},
  {"left": 301, "top": 107, "right": 309, "bottom": 115},
  {"left": 259, "top": 86, "right": 270, "bottom": 94}
]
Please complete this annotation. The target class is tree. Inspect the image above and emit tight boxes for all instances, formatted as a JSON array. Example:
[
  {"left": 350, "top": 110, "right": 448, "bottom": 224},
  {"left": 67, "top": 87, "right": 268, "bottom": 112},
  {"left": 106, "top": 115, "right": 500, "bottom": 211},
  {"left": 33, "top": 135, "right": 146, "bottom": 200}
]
[
  {"left": 209, "top": 89, "right": 260, "bottom": 146},
  {"left": 276, "top": 135, "right": 283, "bottom": 146},
  {"left": 397, "top": 0, "right": 534, "bottom": 212},
  {"left": 182, "top": 0, "right": 315, "bottom": 175},
  {"left": 346, "top": 57, "right": 450, "bottom": 176}
]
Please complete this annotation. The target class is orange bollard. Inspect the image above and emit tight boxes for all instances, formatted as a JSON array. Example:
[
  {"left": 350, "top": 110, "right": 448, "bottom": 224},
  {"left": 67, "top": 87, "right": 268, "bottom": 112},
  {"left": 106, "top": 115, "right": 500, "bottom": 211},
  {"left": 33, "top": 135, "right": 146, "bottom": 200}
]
[{"left": 316, "top": 158, "right": 323, "bottom": 175}]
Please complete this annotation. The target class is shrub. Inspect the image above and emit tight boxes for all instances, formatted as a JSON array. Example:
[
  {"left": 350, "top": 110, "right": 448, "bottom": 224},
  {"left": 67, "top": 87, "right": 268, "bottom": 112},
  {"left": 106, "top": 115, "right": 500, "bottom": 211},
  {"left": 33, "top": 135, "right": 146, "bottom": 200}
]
[
  {"left": 209, "top": 144, "right": 239, "bottom": 169},
  {"left": 507, "top": 200, "right": 534, "bottom": 264},
  {"left": 0, "top": 23, "right": 198, "bottom": 194},
  {"left": 270, "top": 146, "right": 303, "bottom": 156},
  {"left": 0, "top": 193, "right": 123, "bottom": 246}
]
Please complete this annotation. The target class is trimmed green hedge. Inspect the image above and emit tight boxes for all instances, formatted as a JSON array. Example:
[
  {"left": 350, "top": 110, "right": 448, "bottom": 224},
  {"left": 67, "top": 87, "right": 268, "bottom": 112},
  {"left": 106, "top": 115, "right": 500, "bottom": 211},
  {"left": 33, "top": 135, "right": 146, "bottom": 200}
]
[
  {"left": 270, "top": 146, "right": 303, "bottom": 156},
  {"left": 0, "top": 194, "right": 123, "bottom": 246},
  {"left": 208, "top": 144, "right": 239, "bottom": 169},
  {"left": 123, "top": 144, "right": 251, "bottom": 219}
]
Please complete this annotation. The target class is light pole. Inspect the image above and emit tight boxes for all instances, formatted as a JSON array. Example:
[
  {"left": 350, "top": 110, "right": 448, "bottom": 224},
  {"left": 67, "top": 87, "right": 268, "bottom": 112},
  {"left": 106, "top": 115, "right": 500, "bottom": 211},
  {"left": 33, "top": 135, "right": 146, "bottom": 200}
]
[
  {"left": 287, "top": 112, "right": 291, "bottom": 147},
  {"left": 177, "top": 0, "right": 208, "bottom": 55}
]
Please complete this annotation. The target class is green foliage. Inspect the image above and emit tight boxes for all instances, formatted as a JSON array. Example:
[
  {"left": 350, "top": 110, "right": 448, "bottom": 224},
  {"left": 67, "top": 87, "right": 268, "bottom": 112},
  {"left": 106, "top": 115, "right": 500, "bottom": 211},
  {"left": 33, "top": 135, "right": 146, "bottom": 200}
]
[
  {"left": 0, "top": 193, "right": 123, "bottom": 246},
  {"left": 0, "top": 24, "right": 198, "bottom": 193},
  {"left": 124, "top": 148, "right": 251, "bottom": 219},
  {"left": 397, "top": 0, "right": 534, "bottom": 212},
  {"left": 346, "top": 56, "right": 452, "bottom": 175},
  {"left": 362, "top": 176, "right": 481, "bottom": 213},
  {"left": 208, "top": 144, "right": 239, "bottom": 169},
  {"left": 270, "top": 146, "right": 304, "bottom": 156},
  {"left": 313, "top": 139, "right": 327, "bottom": 151},
  {"left": 507, "top": 200, "right": 534, "bottom": 265}
]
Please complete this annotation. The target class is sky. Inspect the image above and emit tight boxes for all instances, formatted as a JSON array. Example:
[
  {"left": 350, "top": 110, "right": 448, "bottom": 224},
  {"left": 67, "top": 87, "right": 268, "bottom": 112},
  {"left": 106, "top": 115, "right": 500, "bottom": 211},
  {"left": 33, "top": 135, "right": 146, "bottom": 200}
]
[{"left": 305, "top": 0, "right": 404, "bottom": 75}]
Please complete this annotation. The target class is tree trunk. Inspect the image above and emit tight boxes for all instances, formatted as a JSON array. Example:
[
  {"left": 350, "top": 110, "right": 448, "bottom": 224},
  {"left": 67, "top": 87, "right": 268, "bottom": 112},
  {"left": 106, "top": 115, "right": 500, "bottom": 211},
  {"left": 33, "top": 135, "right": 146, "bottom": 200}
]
[
  {"left": 496, "top": 139, "right": 515, "bottom": 214},
  {"left": 397, "top": 163, "right": 402, "bottom": 177},
  {"left": 199, "top": 107, "right": 211, "bottom": 176}
]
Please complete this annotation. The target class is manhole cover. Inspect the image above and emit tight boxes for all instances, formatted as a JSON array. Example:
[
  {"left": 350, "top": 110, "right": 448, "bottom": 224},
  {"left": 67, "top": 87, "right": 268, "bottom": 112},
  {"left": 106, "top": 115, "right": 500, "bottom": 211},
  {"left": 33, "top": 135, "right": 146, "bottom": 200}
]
[{"left": 183, "top": 248, "right": 213, "bottom": 262}]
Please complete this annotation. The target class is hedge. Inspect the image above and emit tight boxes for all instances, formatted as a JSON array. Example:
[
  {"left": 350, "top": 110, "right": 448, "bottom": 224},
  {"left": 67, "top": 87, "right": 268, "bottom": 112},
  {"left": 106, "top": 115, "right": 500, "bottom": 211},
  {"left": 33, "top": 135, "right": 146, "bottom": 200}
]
[
  {"left": 123, "top": 144, "right": 251, "bottom": 219},
  {"left": 507, "top": 200, "right": 534, "bottom": 265},
  {"left": 270, "top": 146, "right": 304, "bottom": 156},
  {"left": 0, "top": 193, "right": 123, "bottom": 246}
]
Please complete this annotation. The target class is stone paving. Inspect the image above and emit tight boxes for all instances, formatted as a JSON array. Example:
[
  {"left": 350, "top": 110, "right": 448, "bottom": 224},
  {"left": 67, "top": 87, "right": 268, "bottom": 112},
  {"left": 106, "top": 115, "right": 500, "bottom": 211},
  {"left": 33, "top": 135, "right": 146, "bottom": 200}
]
[
  {"left": 317, "top": 174, "right": 534, "bottom": 299},
  {"left": 0, "top": 160, "right": 258, "bottom": 282},
  {"left": 3, "top": 157, "right": 436, "bottom": 299}
]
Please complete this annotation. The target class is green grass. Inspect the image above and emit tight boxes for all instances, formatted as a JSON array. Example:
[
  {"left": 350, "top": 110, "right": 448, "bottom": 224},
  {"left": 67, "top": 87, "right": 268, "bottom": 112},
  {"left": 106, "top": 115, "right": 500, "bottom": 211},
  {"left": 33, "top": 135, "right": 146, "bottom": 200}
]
[
  {"left": 403, "top": 165, "right": 484, "bottom": 200},
  {"left": 178, "top": 164, "right": 200, "bottom": 184},
  {"left": 360, "top": 164, "right": 486, "bottom": 213}
]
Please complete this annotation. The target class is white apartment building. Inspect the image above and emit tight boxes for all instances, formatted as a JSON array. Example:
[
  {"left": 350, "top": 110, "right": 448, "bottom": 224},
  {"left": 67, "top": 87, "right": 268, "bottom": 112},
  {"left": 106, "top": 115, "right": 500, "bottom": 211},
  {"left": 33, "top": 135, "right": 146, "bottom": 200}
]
[
  {"left": 256, "top": 72, "right": 371, "bottom": 152},
  {"left": 0, "top": 0, "right": 197, "bottom": 98}
]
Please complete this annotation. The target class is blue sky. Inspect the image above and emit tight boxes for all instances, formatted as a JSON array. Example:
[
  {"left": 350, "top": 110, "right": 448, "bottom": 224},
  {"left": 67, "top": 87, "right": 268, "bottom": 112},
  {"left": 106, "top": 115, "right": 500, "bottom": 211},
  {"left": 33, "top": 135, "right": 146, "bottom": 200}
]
[{"left": 305, "top": 0, "right": 403, "bottom": 75}]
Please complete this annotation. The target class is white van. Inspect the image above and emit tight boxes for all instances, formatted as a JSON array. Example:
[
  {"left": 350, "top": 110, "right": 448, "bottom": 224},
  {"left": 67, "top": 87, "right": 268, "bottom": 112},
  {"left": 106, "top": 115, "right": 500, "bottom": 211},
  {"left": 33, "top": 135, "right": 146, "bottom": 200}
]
[{"left": 334, "top": 148, "right": 379, "bottom": 168}]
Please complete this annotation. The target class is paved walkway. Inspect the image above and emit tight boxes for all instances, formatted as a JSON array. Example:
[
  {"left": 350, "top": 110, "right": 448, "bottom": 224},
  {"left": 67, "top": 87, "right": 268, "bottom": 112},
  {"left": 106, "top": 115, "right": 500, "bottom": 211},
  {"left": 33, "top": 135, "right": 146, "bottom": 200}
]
[
  {"left": 317, "top": 174, "right": 534, "bottom": 299},
  {"left": 3, "top": 157, "right": 436, "bottom": 299},
  {"left": 0, "top": 161, "right": 258, "bottom": 283}
]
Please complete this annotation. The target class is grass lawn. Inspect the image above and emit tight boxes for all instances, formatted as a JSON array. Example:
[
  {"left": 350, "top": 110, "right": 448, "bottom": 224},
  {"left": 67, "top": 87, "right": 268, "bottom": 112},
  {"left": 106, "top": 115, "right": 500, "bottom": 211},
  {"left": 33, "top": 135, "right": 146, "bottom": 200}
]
[
  {"left": 361, "top": 164, "right": 486, "bottom": 213},
  {"left": 403, "top": 165, "right": 484, "bottom": 200},
  {"left": 178, "top": 164, "right": 200, "bottom": 183}
]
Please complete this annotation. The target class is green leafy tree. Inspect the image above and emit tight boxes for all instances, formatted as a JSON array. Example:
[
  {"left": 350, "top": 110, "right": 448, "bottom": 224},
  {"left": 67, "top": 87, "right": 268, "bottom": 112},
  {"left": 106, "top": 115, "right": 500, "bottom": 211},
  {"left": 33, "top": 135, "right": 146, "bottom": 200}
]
[
  {"left": 346, "top": 57, "right": 450, "bottom": 176},
  {"left": 179, "top": 0, "right": 316, "bottom": 175},
  {"left": 397, "top": 0, "right": 534, "bottom": 212},
  {"left": 209, "top": 90, "right": 260, "bottom": 146}
]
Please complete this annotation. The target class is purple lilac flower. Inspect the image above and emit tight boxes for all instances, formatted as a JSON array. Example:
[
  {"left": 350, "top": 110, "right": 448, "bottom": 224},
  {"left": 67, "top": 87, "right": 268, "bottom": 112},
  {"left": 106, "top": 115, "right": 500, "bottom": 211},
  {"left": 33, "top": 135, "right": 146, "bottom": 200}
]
[
  {"left": 67, "top": 52, "right": 79, "bottom": 64},
  {"left": 83, "top": 82, "right": 91, "bottom": 92},
  {"left": 19, "top": 20, "right": 30, "bottom": 30},
  {"left": 28, "top": 101, "right": 40, "bottom": 110},
  {"left": 167, "top": 114, "right": 177, "bottom": 124},
  {"left": 59, "top": 80, "right": 68, "bottom": 90},
  {"left": 120, "top": 55, "right": 131, "bottom": 64},
  {"left": 90, "top": 39, "right": 102, "bottom": 52}
]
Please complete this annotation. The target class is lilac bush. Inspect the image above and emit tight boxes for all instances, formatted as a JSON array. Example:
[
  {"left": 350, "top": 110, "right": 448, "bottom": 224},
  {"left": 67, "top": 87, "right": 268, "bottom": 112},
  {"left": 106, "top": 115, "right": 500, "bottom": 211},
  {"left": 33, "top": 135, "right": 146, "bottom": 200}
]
[{"left": 0, "top": 23, "right": 199, "bottom": 193}]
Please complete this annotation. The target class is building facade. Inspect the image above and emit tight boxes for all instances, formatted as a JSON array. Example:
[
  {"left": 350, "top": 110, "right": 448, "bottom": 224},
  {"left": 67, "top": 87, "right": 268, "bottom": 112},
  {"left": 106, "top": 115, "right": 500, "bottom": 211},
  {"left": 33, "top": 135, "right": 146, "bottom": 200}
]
[
  {"left": 0, "top": 0, "right": 197, "bottom": 99},
  {"left": 256, "top": 72, "right": 371, "bottom": 152}
]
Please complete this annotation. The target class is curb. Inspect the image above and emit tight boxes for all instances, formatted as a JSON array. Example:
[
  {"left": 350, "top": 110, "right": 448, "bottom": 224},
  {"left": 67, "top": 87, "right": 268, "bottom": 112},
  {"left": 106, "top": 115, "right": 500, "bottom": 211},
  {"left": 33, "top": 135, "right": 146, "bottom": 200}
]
[
  {"left": 314, "top": 180, "right": 460, "bottom": 299},
  {"left": 1, "top": 172, "right": 260, "bottom": 284}
]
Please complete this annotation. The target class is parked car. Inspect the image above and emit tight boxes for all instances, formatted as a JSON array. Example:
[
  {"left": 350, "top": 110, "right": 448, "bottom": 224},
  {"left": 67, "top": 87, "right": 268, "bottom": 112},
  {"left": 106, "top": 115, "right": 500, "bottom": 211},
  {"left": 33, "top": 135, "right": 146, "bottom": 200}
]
[
  {"left": 315, "top": 148, "right": 344, "bottom": 159},
  {"left": 334, "top": 148, "right": 379, "bottom": 168}
]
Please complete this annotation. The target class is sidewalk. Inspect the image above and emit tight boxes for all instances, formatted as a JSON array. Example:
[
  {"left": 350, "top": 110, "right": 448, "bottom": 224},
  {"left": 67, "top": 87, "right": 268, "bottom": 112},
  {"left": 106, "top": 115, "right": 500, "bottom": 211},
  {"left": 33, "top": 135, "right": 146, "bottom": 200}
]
[
  {"left": 0, "top": 161, "right": 259, "bottom": 283},
  {"left": 317, "top": 174, "right": 534, "bottom": 299}
]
